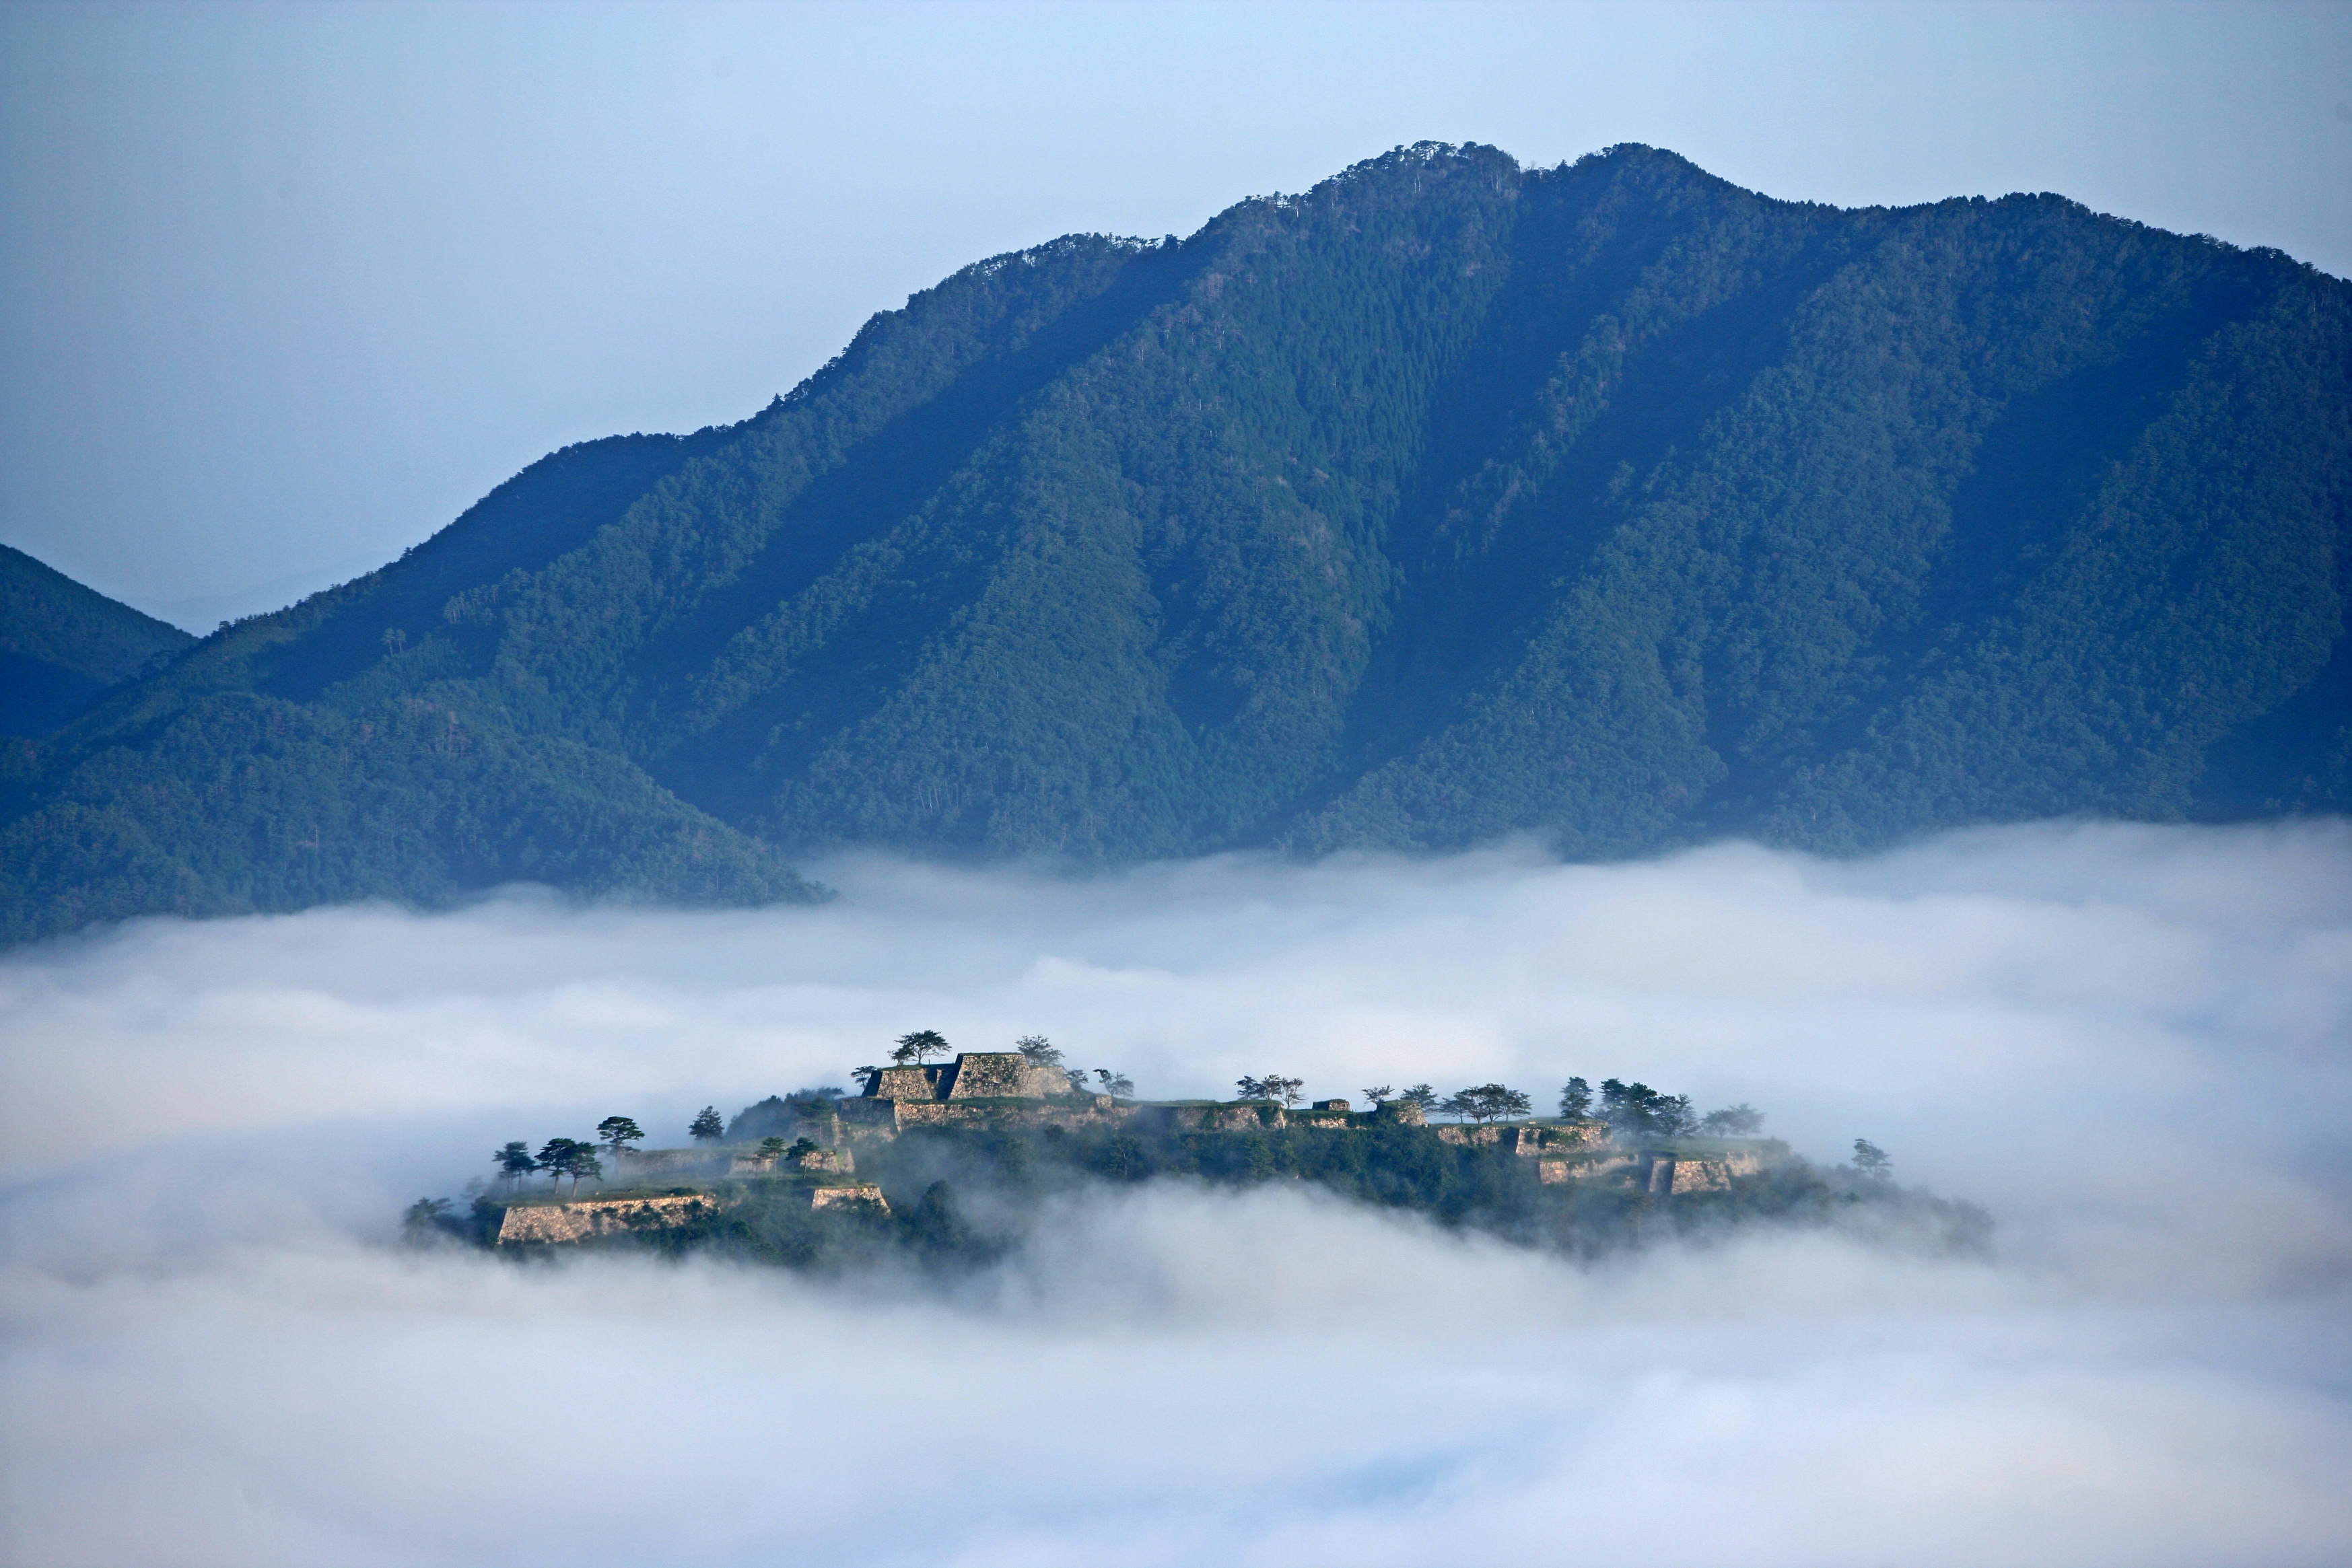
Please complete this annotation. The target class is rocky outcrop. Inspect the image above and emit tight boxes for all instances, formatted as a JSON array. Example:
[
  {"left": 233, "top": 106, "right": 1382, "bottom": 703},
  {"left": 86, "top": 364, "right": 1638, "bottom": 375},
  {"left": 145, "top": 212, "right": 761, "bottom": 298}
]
[{"left": 495, "top": 1193, "right": 713, "bottom": 1244}]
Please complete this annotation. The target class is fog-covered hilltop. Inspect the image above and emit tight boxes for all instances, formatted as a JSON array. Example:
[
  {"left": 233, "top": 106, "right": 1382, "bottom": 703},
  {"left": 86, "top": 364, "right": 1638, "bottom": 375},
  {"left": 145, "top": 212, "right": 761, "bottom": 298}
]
[
  {"left": 7, "top": 141, "right": 2347, "bottom": 942},
  {"left": 411, "top": 1048, "right": 1986, "bottom": 1270}
]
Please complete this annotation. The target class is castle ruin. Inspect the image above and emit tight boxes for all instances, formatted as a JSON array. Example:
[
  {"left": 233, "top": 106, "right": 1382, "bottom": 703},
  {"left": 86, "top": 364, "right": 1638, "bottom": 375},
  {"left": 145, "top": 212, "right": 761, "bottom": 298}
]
[{"left": 492, "top": 1053, "right": 1783, "bottom": 1244}]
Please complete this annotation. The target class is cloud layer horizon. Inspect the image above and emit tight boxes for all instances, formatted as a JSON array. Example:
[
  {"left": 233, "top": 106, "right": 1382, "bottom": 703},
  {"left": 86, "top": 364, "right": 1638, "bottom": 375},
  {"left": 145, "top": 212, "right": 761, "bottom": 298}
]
[{"left": 4, "top": 820, "right": 2348, "bottom": 1566}]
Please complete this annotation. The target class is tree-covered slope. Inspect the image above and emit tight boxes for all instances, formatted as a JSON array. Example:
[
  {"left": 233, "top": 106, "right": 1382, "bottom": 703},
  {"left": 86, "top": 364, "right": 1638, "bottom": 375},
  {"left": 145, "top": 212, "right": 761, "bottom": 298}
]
[
  {"left": 0, "top": 544, "right": 194, "bottom": 737},
  {"left": 3, "top": 143, "right": 2346, "bottom": 942}
]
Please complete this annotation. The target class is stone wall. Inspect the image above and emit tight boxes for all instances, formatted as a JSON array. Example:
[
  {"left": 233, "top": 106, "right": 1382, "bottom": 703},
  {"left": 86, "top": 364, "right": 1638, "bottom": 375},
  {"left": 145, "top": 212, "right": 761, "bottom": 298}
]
[
  {"left": 1666, "top": 1157, "right": 1720, "bottom": 1194},
  {"left": 1137, "top": 1104, "right": 1285, "bottom": 1133},
  {"left": 1665, "top": 1147, "right": 1766, "bottom": 1192},
  {"left": 808, "top": 1184, "right": 889, "bottom": 1213},
  {"left": 495, "top": 1193, "right": 714, "bottom": 1245},
  {"left": 895, "top": 1099, "right": 1134, "bottom": 1131},
  {"left": 730, "top": 1145, "right": 859, "bottom": 1174},
  {"left": 1435, "top": 1122, "right": 1613, "bottom": 1153},
  {"left": 942, "top": 1053, "right": 1074, "bottom": 1100},
  {"left": 1530, "top": 1150, "right": 1637, "bottom": 1185},
  {"left": 872, "top": 1065, "right": 945, "bottom": 1100}
]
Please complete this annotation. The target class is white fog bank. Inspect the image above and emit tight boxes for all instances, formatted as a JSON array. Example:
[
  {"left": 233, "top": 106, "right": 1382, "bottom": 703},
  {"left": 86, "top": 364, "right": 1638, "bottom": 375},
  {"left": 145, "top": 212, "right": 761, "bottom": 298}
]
[{"left": 3, "top": 820, "right": 2349, "bottom": 1566}]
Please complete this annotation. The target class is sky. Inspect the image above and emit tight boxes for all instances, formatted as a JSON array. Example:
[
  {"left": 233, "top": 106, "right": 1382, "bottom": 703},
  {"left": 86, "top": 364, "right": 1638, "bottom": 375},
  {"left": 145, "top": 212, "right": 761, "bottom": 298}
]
[
  {"left": 2, "top": 0, "right": 2349, "bottom": 627},
  {"left": 3, "top": 820, "right": 2348, "bottom": 1564}
]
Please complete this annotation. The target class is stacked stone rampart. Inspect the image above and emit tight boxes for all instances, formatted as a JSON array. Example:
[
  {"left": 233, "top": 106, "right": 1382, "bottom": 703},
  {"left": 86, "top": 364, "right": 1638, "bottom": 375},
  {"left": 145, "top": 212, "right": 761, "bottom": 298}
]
[
  {"left": 732, "top": 1145, "right": 860, "bottom": 1173},
  {"left": 862, "top": 1053, "right": 1078, "bottom": 1108},
  {"left": 808, "top": 1184, "right": 889, "bottom": 1212},
  {"left": 1137, "top": 1104, "right": 1284, "bottom": 1133},
  {"left": 1438, "top": 1123, "right": 1603, "bottom": 1153},
  {"left": 1532, "top": 1134, "right": 1783, "bottom": 1190},
  {"left": 895, "top": 1098, "right": 1132, "bottom": 1131},
  {"left": 496, "top": 1193, "right": 713, "bottom": 1244},
  {"left": 943, "top": 1053, "right": 1074, "bottom": 1100},
  {"left": 872, "top": 1065, "right": 946, "bottom": 1100}
]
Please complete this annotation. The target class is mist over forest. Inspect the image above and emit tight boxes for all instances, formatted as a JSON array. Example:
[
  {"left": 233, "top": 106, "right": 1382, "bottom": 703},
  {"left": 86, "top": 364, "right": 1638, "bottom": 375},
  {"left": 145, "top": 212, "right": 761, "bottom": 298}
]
[
  {"left": 3, "top": 0, "right": 2350, "bottom": 1556},
  {"left": 3, "top": 821, "right": 2347, "bottom": 1565}
]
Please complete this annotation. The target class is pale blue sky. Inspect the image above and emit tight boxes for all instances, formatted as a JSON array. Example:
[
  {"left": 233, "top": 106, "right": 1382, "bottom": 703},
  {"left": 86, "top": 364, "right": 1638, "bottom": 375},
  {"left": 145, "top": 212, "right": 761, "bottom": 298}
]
[{"left": 5, "top": 0, "right": 2348, "bottom": 624}]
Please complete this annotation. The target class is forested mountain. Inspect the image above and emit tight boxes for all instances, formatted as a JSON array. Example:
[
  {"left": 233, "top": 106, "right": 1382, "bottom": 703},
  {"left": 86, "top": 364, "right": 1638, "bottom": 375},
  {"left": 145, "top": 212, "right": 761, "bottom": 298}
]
[
  {"left": 4, "top": 143, "right": 2347, "bottom": 943},
  {"left": 0, "top": 545, "right": 193, "bottom": 738}
]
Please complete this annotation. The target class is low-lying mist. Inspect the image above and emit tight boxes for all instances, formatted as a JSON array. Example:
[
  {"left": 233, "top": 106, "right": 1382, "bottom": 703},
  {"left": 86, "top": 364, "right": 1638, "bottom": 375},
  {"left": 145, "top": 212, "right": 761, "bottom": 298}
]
[{"left": 4, "top": 820, "right": 2349, "bottom": 1566}]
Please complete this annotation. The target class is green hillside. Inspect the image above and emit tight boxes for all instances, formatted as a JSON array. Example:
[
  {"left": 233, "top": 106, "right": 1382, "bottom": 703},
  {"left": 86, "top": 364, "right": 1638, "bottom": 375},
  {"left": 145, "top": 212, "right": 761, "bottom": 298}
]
[
  {"left": 0, "top": 544, "right": 194, "bottom": 738},
  {"left": 4, "top": 143, "right": 2347, "bottom": 941}
]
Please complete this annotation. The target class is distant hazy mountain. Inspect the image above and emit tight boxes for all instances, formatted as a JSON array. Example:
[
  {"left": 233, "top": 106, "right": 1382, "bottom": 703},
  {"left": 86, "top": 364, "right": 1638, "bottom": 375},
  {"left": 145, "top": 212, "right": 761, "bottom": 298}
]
[
  {"left": 4, "top": 143, "right": 2346, "bottom": 943},
  {"left": 1, "top": 544, "right": 194, "bottom": 738}
]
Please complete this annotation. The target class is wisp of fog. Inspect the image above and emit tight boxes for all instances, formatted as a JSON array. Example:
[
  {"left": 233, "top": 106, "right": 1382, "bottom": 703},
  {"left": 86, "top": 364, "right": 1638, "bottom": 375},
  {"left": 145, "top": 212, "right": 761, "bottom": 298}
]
[{"left": 3, "top": 820, "right": 2349, "bottom": 1566}]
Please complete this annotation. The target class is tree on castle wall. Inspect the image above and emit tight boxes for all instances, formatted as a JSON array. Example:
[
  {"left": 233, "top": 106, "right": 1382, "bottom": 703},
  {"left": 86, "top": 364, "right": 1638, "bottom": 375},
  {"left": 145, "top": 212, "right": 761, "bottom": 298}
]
[
  {"left": 536, "top": 1137, "right": 601, "bottom": 1192},
  {"left": 1558, "top": 1077, "right": 1593, "bottom": 1119},
  {"left": 493, "top": 1141, "right": 536, "bottom": 1188},
  {"left": 1237, "top": 1074, "right": 1305, "bottom": 1107},
  {"left": 1441, "top": 1083, "right": 1532, "bottom": 1123},
  {"left": 892, "top": 1029, "right": 949, "bottom": 1066},
  {"left": 596, "top": 1116, "right": 644, "bottom": 1164}
]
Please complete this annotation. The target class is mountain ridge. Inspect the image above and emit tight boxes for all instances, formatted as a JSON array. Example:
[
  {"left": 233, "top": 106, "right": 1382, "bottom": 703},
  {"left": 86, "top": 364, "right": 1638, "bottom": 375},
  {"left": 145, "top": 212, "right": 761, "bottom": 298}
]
[
  {"left": 3, "top": 142, "right": 2345, "bottom": 943},
  {"left": 0, "top": 544, "right": 195, "bottom": 739}
]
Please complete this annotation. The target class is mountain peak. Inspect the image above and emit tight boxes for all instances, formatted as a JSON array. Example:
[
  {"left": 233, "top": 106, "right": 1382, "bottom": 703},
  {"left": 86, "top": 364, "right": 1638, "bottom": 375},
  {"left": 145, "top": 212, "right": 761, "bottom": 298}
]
[{"left": 4, "top": 147, "right": 2345, "bottom": 943}]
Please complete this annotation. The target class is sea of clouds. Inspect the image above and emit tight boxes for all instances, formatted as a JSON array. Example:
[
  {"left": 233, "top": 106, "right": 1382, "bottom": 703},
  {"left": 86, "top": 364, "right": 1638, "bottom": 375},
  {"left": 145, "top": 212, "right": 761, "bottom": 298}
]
[{"left": 3, "top": 819, "right": 2349, "bottom": 1567}]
